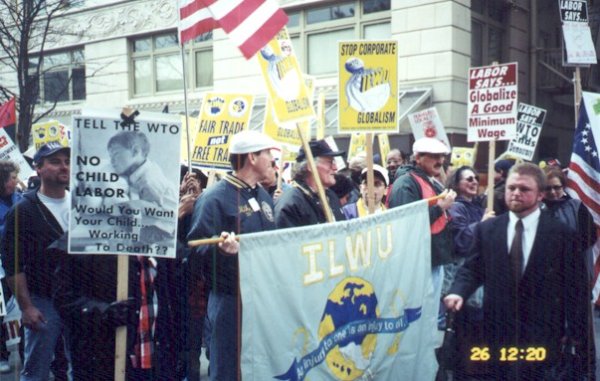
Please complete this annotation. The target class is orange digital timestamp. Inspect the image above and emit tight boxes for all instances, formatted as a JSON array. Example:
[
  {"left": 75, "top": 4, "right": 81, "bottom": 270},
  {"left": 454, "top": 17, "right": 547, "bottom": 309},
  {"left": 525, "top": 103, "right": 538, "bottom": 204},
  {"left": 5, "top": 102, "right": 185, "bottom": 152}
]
[{"left": 470, "top": 347, "right": 547, "bottom": 362}]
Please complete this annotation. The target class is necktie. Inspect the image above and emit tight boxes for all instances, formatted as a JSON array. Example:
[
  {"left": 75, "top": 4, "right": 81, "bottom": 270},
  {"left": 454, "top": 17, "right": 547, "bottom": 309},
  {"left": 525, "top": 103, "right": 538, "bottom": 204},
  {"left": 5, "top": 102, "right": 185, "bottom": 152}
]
[{"left": 509, "top": 219, "right": 524, "bottom": 280}]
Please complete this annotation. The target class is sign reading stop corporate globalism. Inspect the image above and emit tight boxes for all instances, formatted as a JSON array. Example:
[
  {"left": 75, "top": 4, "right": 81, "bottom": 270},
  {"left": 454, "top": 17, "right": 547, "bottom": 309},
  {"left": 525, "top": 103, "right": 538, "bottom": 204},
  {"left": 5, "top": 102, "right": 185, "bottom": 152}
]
[
  {"left": 192, "top": 92, "right": 254, "bottom": 170},
  {"left": 339, "top": 40, "right": 398, "bottom": 133},
  {"left": 240, "top": 201, "right": 438, "bottom": 381},
  {"left": 69, "top": 109, "right": 181, "bottom": 258},
  {"left": 506, "top": 103, "right": 547, "bottom": 160},
  {"left": 467, "top": 62, "right": 518, "bottom": 142},
  {"left": 258, "top": 27, "right": 314, "bottom": 124}
]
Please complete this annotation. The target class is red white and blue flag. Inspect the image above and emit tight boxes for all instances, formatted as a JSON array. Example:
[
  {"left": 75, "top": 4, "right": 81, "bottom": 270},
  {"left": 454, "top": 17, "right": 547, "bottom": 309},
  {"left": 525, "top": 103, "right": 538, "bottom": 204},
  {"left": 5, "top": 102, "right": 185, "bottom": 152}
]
[
  {"left": 0, "top": 97, "right": 16, "bottom": 143},
  {"left": 178, "top": 0, "right": 288, "bottom": 59}
]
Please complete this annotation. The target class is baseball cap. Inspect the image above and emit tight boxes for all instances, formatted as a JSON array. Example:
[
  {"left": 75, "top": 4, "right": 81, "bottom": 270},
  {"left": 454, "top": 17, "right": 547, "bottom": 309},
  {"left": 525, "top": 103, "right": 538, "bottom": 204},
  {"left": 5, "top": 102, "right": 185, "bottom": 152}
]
[
  {"left": 296, "top": 139, "right": 345, "bottom": 162},
  {"left": 360, "top": 164, "right": 389, "bottom": 187},
  {"left": 33, "top": 142, "right": 70, "bottom": 164},
  {"left": 412, "top": 137, "right": 450, "bottom": 155},
  {"left": 229, "top": 130, "right": 279, "bottom": 154},
  {"left": 494, "top": 159, "right": 516, "bottom": 173}
]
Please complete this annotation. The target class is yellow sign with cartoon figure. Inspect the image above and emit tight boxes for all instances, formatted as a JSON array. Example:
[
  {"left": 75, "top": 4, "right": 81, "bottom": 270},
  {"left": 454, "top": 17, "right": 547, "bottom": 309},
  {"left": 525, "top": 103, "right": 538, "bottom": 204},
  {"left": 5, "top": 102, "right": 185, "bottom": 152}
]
[
  {"left": 32, "top": 120, "right": 70, "bottom": 150},
  {"left": 339, "top": 40, "right": 398, "bottom": 133},
  {"left": 191, "top": 92, "right": 254, "bottom": 170},
  {"left": 451, "top": 147, "right": 476, "bottom": 167},
  {"left": 257, "top": 27, "right": 315, "bottom": 124},
  {"left": 377, "top": 134, "right": 391, "bottom": 166}
]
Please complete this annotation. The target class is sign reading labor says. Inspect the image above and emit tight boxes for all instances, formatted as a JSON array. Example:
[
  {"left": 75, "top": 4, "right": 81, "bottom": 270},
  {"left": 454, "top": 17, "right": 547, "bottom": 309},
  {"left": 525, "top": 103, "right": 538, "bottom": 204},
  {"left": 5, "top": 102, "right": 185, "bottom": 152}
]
[
  {"left": 467, "top": 62, "right": 518, "bottom": 142},
  {"left": 69, "top": 109, "right": 181, "bottom": 258},
  {"left": 506, "top": 103, "right": 547, "bottom": 160},
  {"left": 338, "top": 40, "right": 398, "bottom": 133},
  {"left": 559, "top": 0, "right": 588, "bottom": 23},
  {"left": 408, "top": 107, "right": 450, "bottom": 148},
  {"left": 258, "top": 27, "right": 314, "bottom": 124},
  {"left": 192, "top": 92, "right": 254, "bottom": 170}
]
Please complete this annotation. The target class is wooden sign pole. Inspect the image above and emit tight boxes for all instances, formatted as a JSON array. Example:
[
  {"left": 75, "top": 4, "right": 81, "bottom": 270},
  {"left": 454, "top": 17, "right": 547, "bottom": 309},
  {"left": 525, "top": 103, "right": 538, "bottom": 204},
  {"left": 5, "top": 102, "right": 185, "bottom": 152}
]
[
  {"left": 365, "top": 133, "right": 375, "bottom": 214},
  {"left": 486, "top": 140, "right": 496, "bottom": 212},
  {"left": 574, "top": 67, "right": 582, "bottom": 125},
  {"left": 296, "top": 123, "right": 334, "bottom": 222},
  {"left": 114, "top": 255, "right": 128, "bottom": 381}
]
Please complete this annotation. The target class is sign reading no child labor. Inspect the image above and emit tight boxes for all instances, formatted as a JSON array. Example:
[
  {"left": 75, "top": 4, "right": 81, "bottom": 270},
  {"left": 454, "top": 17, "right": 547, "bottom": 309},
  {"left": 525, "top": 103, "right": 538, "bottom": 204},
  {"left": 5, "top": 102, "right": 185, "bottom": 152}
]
[
  {"left": 69, "top": 109, "right": 181, "bottom": 258},
  {"left": 339, "top": 40, "right": 398, "bottom": 133},
  {"left": 506, "top": 103, "right": 547, "bottom": 160},
  {"left": 467, "top": 62, "right": 518, "bottom": 142},
  {"left": 192, "top": 92, "right": 254, "bottom": 170}
]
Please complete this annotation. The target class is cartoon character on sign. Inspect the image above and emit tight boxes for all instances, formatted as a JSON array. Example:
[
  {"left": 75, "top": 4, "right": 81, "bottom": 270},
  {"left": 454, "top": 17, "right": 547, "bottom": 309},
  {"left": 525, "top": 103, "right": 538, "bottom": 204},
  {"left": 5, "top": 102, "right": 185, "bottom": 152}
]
[
  {"left": 318, "top": 277, "right": 378, "bottom": 380},
  {"left": 344, "top": 57, "right": 391, "bottom": 113},
  {"left": 206, "top": 96, "right": 225, "bottom": 116},
  {"left": 35, "top": 126, "right": 46, "bottom": 140},
  {"left": 260, "top": 44, "right": 301, "bottom": 101},
  {"left": 229, "top": 98, "right": 248, "bottom": 118}
]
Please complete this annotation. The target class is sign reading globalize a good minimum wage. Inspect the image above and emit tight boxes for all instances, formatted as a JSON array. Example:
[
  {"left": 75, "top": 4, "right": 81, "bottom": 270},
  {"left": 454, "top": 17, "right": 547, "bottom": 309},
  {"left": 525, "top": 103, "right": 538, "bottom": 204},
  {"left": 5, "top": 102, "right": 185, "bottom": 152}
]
[
  {"left": 339, "top": 40, "right": 398, "bottom": 133},
  {"left": 239, "top": 200, "right": 438, "bottom": 380},
  {"left": 69, "top": 109, "right": 181, "bottom": 258},
  {"left": 506, "top": 103, "right": 547, "bottom": 161},
  {"left": 192, "top": 92, "right": 254, "bottom": 170},
  {"left": 467, "top": 62, "right": 518, "bottom": 142}
]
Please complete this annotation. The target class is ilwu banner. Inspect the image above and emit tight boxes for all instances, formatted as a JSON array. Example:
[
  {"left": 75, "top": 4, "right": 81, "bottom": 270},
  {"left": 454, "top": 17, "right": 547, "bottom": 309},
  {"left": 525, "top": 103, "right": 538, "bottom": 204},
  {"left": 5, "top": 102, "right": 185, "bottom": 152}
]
[{"left": 240, "top": 200, "right": 438, "bottom": 380}]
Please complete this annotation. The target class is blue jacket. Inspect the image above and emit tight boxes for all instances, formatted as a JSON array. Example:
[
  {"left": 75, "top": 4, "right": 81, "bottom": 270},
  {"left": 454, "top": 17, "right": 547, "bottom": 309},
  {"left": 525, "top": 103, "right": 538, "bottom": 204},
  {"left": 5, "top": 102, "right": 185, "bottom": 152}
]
[
  {"left": 448, "top": 196, "right": 485, "bottom": 258},
  {"left": 0, "top": 191, "right": 22, "bottom": 236}
]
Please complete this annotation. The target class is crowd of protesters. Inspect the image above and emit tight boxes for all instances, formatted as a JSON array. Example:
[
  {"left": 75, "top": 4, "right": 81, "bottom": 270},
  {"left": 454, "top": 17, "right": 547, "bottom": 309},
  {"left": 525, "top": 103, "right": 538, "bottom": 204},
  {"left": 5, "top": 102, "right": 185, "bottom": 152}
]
[{"left": 0, "top": 131, "right": 597, "bottom": 381}]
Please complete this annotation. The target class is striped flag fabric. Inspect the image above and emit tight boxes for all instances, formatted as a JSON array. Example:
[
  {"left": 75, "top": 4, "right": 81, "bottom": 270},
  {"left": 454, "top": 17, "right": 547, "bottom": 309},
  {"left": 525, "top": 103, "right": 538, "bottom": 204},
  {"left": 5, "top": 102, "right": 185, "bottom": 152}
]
[
  {"left": 0, "top": 97, "right": 16, "bottom": 143},
  {"left": 178, "top": 0, "right": 288, "bottom": 59}
]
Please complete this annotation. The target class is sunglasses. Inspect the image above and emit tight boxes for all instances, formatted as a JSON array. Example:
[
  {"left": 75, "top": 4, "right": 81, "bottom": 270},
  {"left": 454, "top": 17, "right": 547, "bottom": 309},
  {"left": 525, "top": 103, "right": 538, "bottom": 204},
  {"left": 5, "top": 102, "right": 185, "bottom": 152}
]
[
  {"left": 461, "top": 175, "right": 479, "bottom": 183},
  {"left": 545, "top": 185, "right": 563, "bottom": 191}
]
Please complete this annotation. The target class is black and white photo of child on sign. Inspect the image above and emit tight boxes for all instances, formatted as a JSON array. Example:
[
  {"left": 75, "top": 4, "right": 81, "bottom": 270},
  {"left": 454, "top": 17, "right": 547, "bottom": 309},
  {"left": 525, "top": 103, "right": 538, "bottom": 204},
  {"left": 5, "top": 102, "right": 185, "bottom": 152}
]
[{"left": 70, "top": 110, "right": 181, "bottom": 257}]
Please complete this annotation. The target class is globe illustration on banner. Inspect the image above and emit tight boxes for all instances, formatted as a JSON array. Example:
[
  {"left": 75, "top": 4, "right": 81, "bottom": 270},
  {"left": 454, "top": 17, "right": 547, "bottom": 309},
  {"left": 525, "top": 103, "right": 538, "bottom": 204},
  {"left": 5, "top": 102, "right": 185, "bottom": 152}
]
[
  {"left": 318, "top": 277, "right": 379, "bottom": 380},
  {"left": 260, "top": 45, "right": 301, "bottom": 101},
  {"left": 344, "top": 57, "right": 390, "bottom": 112}
]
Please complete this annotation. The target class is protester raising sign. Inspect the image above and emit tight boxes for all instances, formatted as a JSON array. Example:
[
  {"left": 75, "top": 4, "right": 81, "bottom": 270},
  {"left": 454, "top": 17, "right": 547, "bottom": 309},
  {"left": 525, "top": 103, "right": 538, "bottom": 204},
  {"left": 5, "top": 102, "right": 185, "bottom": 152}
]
[
  {"left": 506, "top": 103, "right": 546, "bottom": 160},
  {"left": 69, "top": 109, "right": 181, "bottom": 258},
  {"left": 192, "top": 92, "right": 254, "bottom": 170}
]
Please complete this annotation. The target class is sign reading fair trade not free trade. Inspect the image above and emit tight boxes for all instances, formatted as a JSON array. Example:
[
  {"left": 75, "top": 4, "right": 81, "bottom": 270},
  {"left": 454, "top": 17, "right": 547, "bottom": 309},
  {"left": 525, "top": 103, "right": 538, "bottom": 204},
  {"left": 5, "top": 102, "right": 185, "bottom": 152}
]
[{"left": 467, "top": 62, "right": 518, "bottom": 142}]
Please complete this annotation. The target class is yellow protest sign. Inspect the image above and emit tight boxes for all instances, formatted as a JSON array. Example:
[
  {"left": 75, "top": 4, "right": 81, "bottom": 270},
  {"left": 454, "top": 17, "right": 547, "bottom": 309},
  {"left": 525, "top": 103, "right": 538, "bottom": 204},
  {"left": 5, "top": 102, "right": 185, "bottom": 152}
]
[
  {"left": 263, "top": 98, "right": 302, "bottom": 147},
  {"left": 257, "top": 27, "right": 315, "bottom": 124},
  {"left": 377, "top": 134, "right": 390, "bottom": 166},
  {"left": 192, "top": 92, "right": 254, "bottom": 170},
  {"left": 347, "top": 133, "right": 370, "bottom": 161},
  {"left": 180, "top": 116, "right": 198, "bottom": 164},
  {"left": 338, "top": 40, "right": 398, "bottom": 133},
  {"left": 451, "top": 147, "right": 476, "bottom": 167},
  {"left": 32, "top": 120, "right": 70, "bottom": 150}
]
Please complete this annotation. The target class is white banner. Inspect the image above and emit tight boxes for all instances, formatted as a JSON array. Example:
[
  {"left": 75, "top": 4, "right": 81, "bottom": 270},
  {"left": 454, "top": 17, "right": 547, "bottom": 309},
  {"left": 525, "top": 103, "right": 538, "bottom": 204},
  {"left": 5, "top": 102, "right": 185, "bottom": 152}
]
[{"left": 240, "top": 200, "right": 437, "bottom": 381}]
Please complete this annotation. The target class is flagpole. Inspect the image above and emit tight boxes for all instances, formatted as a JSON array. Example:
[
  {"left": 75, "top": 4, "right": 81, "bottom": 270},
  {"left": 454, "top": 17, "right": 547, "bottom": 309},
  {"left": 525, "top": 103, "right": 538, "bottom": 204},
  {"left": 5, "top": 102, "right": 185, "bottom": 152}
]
[{"left": 180, "top": 42, "right": 193, "bottom": 171}]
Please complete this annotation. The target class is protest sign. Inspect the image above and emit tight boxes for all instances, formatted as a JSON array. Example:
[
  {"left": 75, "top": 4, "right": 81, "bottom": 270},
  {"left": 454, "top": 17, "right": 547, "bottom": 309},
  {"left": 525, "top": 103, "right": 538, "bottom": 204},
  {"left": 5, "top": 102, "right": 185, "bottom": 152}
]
[
  {"left": 180, "top": 116, "right": 198, "bottom": 165},
  {"left": 467, "top": 62, "right": 518, "bottom": 142},
  {"left": 69, "top": 109, "right": 181, "bottom": 258},
  {"left": 451, "top": 147, "right": 476, "bottom": 167},
  {"left": 263, "top": 97, "right": 303, "bottom": 147},
  {"left": 377, "top": 134, "right": 390, "bottom": 166},
  {"left": 506, "top": 103, "right": 547, "bottom": 160},
  {"left": 192, "top": 92, "right": 254, "bottom": 170},
  {"left": 32, "top": 120, "right": 70, "bottom": 150},
  {"left": 347, "top": 132, "right": 370, "bottom": 161},
  {"left": 240, "top": 200, "right": 437, "bottom": 380},
  {"left": 562, "top": 22, "right": 597, "bottom": 65},
  {"left": 3, "top": 297, "right": 20, "bottom": 346},
  {"left": 339, "top": 40, "right": 398, "bottom": 133},
  {"left": 258, "top": 28, "right": 314, "bottom": 124},
  {"left": 0, "top": 128, "right": 34, "bottom": 180},
  {"left": 408, "top": 107, "right": 450, "bottom": 148},
  {"left": 559, "top": 0, "right": 588, "bottom": 23}
]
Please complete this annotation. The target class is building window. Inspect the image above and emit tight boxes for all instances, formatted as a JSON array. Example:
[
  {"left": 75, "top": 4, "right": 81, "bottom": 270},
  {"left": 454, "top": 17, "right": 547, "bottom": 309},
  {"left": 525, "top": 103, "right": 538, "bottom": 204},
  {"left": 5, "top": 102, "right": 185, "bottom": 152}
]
[
  {"left": 131, "top": 31, "right": 213, "bottom": 97},
  {"left": 30, "top": 49, "right": 86, "bottom": 104},
  {"left": 471, "top": 0, "right": 505, "bottom": 66},
  {"left": 287, "top": 0, "right": 391, "bottom": 75}
]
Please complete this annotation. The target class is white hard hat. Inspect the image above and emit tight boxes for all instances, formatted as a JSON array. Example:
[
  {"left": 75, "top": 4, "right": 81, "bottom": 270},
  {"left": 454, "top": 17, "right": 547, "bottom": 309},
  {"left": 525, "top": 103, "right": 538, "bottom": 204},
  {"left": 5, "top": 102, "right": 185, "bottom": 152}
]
[{"left": 412, "top": 137, "right": 450, "bottom": 155}]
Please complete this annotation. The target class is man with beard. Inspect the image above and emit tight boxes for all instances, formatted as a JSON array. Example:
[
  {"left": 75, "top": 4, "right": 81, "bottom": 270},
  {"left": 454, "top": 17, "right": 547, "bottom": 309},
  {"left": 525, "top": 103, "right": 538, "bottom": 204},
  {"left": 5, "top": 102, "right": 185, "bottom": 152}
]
[
  {"left": 1, "top": 142, "right": 71, "bottom": 381},
  {"left": 444, "top": 163, "right": 591, "bottom": 380},
  {"left": 275, "top": 139, "right": 346, "bottom": 228}
]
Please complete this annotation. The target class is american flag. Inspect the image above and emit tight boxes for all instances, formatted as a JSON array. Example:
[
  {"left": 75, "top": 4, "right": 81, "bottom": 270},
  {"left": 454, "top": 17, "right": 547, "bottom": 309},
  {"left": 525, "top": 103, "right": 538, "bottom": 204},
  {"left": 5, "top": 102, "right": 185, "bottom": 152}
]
[
  {"left": 565, "top": 102, "right": 600, "bottom": 302},
  {"left": 0, "top": 97, "right": 16, "bottom": 143},
  {"left": 178, "top": 0, "right": 288, "bottom": 59}
]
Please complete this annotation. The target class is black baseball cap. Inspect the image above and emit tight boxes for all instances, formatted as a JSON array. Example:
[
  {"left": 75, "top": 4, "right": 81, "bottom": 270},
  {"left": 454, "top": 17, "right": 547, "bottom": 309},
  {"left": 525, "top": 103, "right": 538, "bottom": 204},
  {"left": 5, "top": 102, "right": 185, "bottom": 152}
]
[
  {"left": 296, "top": 139, "right": 344, "bottom": 162},
  {"left": 33, "top": 142, "right": 70, "bottom": 165}
]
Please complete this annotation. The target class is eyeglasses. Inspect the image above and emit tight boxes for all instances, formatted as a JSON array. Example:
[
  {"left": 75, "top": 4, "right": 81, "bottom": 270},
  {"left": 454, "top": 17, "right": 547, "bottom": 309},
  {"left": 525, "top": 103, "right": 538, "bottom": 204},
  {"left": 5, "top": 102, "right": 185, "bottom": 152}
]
[
  {"left": 545, "top": 185, "right": 563, "bottom": 192},
  {"left": 461, "top": 175, "right": 479, "bottom": 183}
]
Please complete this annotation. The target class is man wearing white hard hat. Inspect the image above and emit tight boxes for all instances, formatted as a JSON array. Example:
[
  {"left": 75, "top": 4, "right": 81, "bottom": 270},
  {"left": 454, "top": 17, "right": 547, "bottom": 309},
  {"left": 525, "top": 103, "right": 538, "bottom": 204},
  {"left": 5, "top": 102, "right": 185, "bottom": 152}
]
[
  {"left": 387, "top": 137, "right": 456, "bottom": 353},
  {"left": 187, "top": 129, "right": 279, "bottom": 381}
]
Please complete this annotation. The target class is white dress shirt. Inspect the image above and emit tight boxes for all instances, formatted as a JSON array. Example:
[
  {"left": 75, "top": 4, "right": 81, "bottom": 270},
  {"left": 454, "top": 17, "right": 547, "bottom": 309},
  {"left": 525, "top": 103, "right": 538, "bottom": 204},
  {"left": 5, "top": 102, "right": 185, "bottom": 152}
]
[{"left": 507, "top": 207, "right": 541, "bottom": 271}]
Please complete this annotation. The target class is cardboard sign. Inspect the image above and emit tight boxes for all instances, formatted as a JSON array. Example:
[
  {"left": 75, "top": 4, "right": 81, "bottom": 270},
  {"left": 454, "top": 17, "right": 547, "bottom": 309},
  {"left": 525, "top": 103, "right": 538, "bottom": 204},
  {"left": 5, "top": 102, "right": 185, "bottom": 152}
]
[
  {"left": 0, "top": 129, "right": 34, "bottom": 181},
  {"left": 562, "top": 22, "right": 597, "bottom": 65},
  {"left": 69, "top": 109, "right": 181, "bottom": 257},
  {"left": 408, "top": 107, "right": 450, "bottom": 148},
  {"left": 347, "top": 133, "right": 370, "bottom": 162},
  {"left": 338, "top": 40, "right": 398, "bottom": 133},
  {"left": 467, "top": 62, "right": 518, "bottom": 142},
  {"left": 377, "top": 134, "right": 390, "bottom": 166},
  {"left": 32, "top": 120, "right": 70, "bottom": 150},
  {"left": 257, "top": 27, "right": 314, "bottom": 124},
  {"left": 192, "top": 92, "right": 254, "bottom": 170},
  {"left": 506, "top": 103, "right": 547, "bottom": 160},
  {"left": 559, "top": 0, "right": 588, "bottom": 23}
]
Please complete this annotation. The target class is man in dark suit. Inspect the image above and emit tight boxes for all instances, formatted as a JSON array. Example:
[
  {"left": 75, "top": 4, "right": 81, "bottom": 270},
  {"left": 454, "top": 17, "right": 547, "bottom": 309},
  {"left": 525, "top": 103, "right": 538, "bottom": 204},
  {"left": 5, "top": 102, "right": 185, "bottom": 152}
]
[{"left": 444, "top": 163, "right": 591, "bottom": 380}]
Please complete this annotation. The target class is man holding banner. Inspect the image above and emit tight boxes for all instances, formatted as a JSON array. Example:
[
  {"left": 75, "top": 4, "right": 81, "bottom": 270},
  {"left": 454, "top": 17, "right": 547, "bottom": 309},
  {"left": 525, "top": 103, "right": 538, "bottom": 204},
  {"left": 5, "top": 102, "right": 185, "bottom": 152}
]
[{"left": 187, "top": 130, "right": 279, "bottom": 381}]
